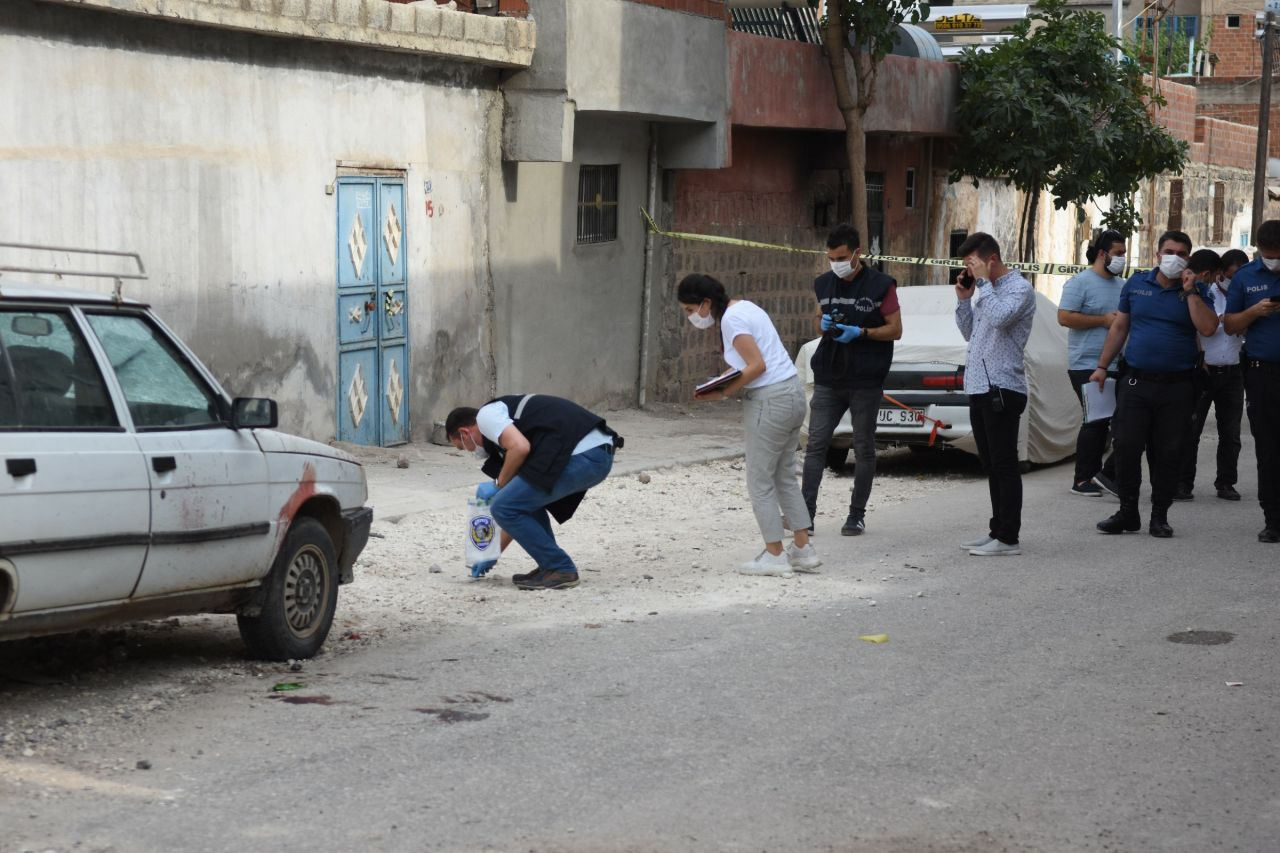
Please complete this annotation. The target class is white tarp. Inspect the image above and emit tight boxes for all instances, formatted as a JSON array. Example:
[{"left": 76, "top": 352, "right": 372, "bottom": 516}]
[
  {"left": 891, "top": 285, "right": 1080, "bottom": 464},
  {"left": 797, "top": 284, "right": 1080, "bottom": 465}
]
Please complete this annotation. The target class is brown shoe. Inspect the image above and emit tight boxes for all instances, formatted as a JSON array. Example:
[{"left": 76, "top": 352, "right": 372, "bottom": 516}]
[{"left": 515, "top": 570, "right": 580, "bottom": 590}]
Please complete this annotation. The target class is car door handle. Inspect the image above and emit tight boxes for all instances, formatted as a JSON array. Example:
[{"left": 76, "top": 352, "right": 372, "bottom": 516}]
[
  {"left": 6, "top": 458, "right": 36, "bottom": 477},
  {"left": 152, "top": 456, "right": 177, "bottom": 474}
]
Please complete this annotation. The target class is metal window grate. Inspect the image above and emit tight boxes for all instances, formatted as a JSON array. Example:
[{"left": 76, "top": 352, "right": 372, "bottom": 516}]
[
  {"left": 576, "top": 164, "right": 620, "bottom": 245},
  {"left": 1213, "top": 181, "right": 1225, "bottom": 244},
  {"left": 730, "top": 7, "right": 821, "bottom": 43},
  {"left": 1168, "top": 179, "right": 1183, "bottom": 231}
]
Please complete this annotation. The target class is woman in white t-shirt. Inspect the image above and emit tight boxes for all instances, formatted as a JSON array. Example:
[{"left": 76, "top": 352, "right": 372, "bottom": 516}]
[{"left": 678, "top": 274, "right": 821, "bottom": 576}]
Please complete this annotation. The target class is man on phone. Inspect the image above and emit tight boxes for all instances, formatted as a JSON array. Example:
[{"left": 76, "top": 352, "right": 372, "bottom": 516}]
[
  {"left": 1224, "top": 220, "right": 1280, "bottom": 543},
  {"left": 954, "top": 233, "right": 1036, "bottom": 556},
  {"left": 801, "top": 223, "right": 903, "bottom": 537},
  {"left": 1090, "top": 232, "right": 1219, "bottom": 538}
]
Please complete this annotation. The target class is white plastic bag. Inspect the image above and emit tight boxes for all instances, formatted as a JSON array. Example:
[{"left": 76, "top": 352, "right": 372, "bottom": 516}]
[{"left": 465, "top": 498, "right": 502, "bottom": 574}]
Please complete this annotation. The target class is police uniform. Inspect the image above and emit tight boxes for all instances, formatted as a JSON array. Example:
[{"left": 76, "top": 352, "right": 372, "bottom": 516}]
[
  {"left": 1106, "top": 269, "right": 1205, "bottom": 530},
  {"left": 1225, "top": 259, "right": 1280, "bottom": 538}
]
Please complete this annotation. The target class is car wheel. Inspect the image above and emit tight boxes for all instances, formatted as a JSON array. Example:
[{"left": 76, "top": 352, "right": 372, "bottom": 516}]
[
  {"left": 237, "top": 517, "right": 339, "bottom": 661},
  {"left": 825, "top": 446, "right": 849, "bottom": 471}
]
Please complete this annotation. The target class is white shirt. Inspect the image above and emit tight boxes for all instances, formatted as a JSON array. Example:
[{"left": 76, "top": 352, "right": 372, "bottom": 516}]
[
  {"left": 1200, "top": 284, "right": 1243, "bottom": 366},
  {"left": 719, "top": 300, "right": 798, "bottom": 389},
  {"left": 476, "top": 399, "right": 611, "bottom": 456}
]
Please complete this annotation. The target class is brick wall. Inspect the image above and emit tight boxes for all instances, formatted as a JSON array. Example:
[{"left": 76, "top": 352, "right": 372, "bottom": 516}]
[
  {"left": 1193, "top": 115, "right": 1257, "bottom": 169},
  {"left": 624, "top": 0, "right": 726, "bottom": 19},
  {"left": 1150, "top": 77, "right": 1199, "bottom": 145},
  {"left": 1206, "top": 14, "right": 1261, "bottom": 79},
  {"left": 384, "top": 0, "right": 529, "bottom": 15}
]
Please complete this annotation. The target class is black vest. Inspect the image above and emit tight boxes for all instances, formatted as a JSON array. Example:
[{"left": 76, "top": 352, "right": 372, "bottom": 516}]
[
  {"left": 811, "top": 266, "right": 896, "bottom": 389},
  {"left": 479, "top": 394, "right": 621, "bottom": 523}
]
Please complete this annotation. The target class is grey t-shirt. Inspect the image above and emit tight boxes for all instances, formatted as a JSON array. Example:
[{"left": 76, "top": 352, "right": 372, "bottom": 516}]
[{"left": 1059, "top": 269, "right": 1121, "bottom": 370}]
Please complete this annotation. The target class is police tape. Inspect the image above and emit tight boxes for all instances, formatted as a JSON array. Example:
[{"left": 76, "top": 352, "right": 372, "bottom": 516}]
[{"left": 640, "top": 208, "right": 1093, "bottom": 276}]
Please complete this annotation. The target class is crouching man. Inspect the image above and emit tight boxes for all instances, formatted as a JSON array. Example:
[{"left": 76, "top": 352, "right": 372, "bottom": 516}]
[{"left": 446, "top": 394, "right": 622, "bottom": 589}]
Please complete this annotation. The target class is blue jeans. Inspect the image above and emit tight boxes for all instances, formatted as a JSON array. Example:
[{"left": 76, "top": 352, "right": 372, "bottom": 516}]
[{"left": 489, "top": 445, "right": 614, "bottom": 574}]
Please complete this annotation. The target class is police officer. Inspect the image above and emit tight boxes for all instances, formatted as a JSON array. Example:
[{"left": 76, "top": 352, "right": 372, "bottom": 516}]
[
  {"left": 801, "top": 223, "right": 903, "bottom": 537},
  {"left": 1090, "top": 231, "right": 1219, "bottom": 537},
  {"left": 1176, "top": 248, "right": 1248, "bottom": 502},
  {"left": 1224, "top": 220, "right": 1280, "bottom": 543}
]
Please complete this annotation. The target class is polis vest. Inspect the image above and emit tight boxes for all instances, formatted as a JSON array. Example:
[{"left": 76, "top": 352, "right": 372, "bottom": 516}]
[{"left": 811, "top": 267, "right": 896, "bottom": 389}]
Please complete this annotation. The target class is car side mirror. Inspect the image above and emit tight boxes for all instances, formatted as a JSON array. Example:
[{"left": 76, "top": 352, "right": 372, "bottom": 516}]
[{"left": 231, "top": 397, "right": 278, "bottom": 430}]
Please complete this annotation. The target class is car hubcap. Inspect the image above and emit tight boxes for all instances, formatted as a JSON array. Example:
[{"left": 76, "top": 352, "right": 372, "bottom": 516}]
[{"left": 284, "top": 545, "right": 327, "bottom": 637}]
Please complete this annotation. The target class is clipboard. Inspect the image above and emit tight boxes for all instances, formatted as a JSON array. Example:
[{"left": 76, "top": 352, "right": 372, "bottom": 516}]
[
  {"left": 1081, "top": 378, "right": 1116, "bottom": 423},
  {"left": 695, "top": 369, "right": 742, "bottom": 397}
]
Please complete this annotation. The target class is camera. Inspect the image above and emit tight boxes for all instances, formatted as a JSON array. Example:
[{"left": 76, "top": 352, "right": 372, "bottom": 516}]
[{"left": 823, "top": 309, "right": 845, "bottom": 339}]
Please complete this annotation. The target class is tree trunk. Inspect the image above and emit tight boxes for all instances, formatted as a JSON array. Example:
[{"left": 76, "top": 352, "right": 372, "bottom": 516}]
[
  {"left": 1025, "top": 186, "right": 1041, "bottom": 264},
  {"left": 822, "top": 1, "right": 870, "bottom": 245}
]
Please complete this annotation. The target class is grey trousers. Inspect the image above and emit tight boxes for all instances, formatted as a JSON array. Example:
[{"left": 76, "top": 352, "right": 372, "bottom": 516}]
[{"left": 742, "top": 377, "right": 811, "bottom": 543}]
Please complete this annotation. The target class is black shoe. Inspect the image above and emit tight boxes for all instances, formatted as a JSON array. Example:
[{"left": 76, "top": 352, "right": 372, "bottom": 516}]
[
  {"left": 1149, "top": 520, "right": 1174, "bottom": 538},
  {"left": 1097, "top": 512, "right": 1141, "bottom": 534},
  {"left": 1092, "top": 472, "right": 1119, "bottom": 498},
  {"left": 1216, "top": 485, "right": 1242, "bottom": 501},
  {"left": 841, "top": 512, "right": 866, "bottom": 536},
  {"left": 511, "top": 567, "right": 547, "bottom": 585},
  {"left": 1259, "top": 528, "right": 1280, "bottom": 544},
  {"left": 1172, "top": 487, "right": 1194, "bottom": 502},
  {"left": 1071, "top": 481, "right": 1103, "bottom": 496},
  {"left": 515, "top": 570, "right": 580, "bottom": 590}
]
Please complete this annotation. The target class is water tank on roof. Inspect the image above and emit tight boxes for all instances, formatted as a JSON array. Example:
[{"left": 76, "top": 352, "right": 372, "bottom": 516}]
[{"left": 891, "top": 23, "right": 944, "bottom": 60}]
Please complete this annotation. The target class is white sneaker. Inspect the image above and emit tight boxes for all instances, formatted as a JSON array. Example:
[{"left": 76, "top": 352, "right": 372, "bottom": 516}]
[
  {"left": 968, "top": 538, "right": 1022, "bottom": 557},
  {"left": 784, "top": 543, "right": 822, "bottom": 573},
  {"left": 738, "top": 550, "right": 794, "bottom": 577},
  {"left": 959, "top": 534, "right": 992, "bottom": 551}
]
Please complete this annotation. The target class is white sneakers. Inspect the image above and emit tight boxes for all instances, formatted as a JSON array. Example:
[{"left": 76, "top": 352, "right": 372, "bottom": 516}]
[
  {"left": 968, "top": 538, "right": 1021, "bottom": 557},
  {"left": 738, "top": 550, "right": 794, "bottom": 577},
  {"left": 785, "top": 543, "right": 822, "bottom": 573},
  {"left": 959, "top": 534, "right": 992, "bottom": 551}
]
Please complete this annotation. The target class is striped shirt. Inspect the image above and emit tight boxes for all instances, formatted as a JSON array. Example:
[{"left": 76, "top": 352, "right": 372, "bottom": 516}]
[{"left": 955, "top": 270, "right": 1036, "bottom": 395}]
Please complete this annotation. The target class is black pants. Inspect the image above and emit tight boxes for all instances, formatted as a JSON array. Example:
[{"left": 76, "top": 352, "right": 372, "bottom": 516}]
[
  {"left": 969, "top": 388, "right": 1026, "bottom": 544},
  {"left": 1068, "top": 368, "right": 1118, "bottom": 485},
  {"left": 1178, "top": 364, "right": 1243, "bottom": 491},
  {"left": 1113, "top": 374, "right": 1196, "bottom": 519},
  {"left": 1244, "top": 364, "right": 1280, "bottom": 528}
]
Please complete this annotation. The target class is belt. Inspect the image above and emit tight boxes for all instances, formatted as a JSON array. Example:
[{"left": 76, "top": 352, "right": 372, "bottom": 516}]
[
  {"left": 1204, "top": 363, "right": 1240, "bottom": 373},
  {"left": 1126, "top": 368, "right": 1195, "bottom": 383}
]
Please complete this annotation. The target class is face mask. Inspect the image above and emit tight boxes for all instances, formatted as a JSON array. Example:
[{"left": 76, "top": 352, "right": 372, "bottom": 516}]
[
  {"left": 1262, "top": 257, "right": 1280, "bottom": 272},
  {"left": 1106, "top": 254, "right": 1126, "bottom": 275},
  {"left": 1158, "top": 255, "right": 1188, "bottom": 279},
  {"left": 687, "top": 307, "right": 715, "bottom": 330},
  {"left": 473, "top": 445, "right": 489, "bottom": 461},
  {"left": 830, "top": 260, "right": 855, "bottom": 279}
]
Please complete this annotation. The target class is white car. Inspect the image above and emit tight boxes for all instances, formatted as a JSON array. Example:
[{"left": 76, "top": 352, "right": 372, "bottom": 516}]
[
  {"left": 796, "top": 284, "right": 1080, "bottom": 468},
  {"left": 0, "top": 259, "right": 371, "bottom": 660}
]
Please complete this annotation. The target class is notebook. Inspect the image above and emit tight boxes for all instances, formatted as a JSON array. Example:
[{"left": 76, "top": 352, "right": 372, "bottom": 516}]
[{"left": 695, "top": 369, "right": 742, "bottom": 397}]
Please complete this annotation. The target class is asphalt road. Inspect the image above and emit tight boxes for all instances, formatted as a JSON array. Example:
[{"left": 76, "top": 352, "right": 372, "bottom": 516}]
[{"left": 2, "top": 440, "right": 1277, "bottom": 853}]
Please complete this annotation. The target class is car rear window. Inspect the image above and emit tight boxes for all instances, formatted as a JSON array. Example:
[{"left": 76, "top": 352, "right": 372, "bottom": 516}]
[{"left": 0, "top": 309, "right": 118, "bottom": 430}]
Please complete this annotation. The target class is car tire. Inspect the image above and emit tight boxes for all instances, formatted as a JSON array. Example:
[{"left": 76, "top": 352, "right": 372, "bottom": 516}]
[
  {"left": 237, "top": 517, "right": 339, "bottom": 661},
  {"left": 825, "top": 446, "right": 849, "bottom": 471}
]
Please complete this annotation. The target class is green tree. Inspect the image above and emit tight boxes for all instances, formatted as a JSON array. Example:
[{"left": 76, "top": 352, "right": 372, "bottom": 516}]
[
  {"left": 816, "top": 0, "right": 929, "bottom": 243},
  {"left": 950, "top": 0, "right": 1188, "bottom": 261}
]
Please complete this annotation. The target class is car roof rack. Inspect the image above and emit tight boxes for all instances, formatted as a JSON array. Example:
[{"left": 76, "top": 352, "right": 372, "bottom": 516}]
[{"left": 0, "top": 241, "right": 147, "bottom": 303}]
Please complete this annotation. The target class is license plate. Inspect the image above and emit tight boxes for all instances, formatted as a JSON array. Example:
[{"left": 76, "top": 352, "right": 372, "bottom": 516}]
[{"left": 877, "top": 407, "right": 922, "bottom": 426}]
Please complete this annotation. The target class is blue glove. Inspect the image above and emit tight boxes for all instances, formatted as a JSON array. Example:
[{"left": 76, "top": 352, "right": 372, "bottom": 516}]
[
  {"left": 475, "top": 481, "right": 499, "bottom": 502},
  {"left": 469, "top": 559, "right": 497, "bottom": 579},
  {"left": 820, "top": 313, "right": 835, "bottom": 332},
  {"left": 833, "top": 324, "right": 863, "bottom": 344}
]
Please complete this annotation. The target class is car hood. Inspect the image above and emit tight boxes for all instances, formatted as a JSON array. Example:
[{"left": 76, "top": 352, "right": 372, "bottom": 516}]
[{"left": 252, "top": 430, "right": 361, "bottom": 465}]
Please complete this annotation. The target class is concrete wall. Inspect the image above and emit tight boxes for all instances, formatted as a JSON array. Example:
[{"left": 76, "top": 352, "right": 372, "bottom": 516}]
[
  {"left": 0, "top": 0, "right": 505, "bottom": 442},
  {"left": 489, "top": 115, "right": 651, "bottom": 408}
]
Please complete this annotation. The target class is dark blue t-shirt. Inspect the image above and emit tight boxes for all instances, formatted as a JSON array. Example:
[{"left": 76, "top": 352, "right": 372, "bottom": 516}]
[
  {"left": 1224, "top": 259, "right": 1280, "bottom": 362},
  {"left": 1117, "top": 269, "right": 1201, "bottom": 371}
]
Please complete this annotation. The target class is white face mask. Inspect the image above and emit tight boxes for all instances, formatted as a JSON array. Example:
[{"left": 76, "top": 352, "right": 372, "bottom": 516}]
[
  {"left": 830, "top": 259, "right": 855, "bottom": 279},
  {"left": 1106, "top": 254, "right": 1126, "bottom": 275},
  {"left": 473, "top": 446, "right": 489, "bottom": 461},
  {"left": 1158, "top": 254, "right": 1188, "bottom": 279},
  {"left": 1262, "top": 256, "right": 1280, "bottom": 272},
  {"left": 687, "top": 306, "right": 715, "bottom": 330}
]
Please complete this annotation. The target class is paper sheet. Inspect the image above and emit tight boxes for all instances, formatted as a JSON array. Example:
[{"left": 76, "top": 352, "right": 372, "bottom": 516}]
[{"left": 1081, "top": 377, "right": 1116, "bottom": 423}]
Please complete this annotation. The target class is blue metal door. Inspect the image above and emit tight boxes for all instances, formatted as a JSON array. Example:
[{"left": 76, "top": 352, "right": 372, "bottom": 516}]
[{"left": 336, "top": 177, "right": 409, "bottom": 445}]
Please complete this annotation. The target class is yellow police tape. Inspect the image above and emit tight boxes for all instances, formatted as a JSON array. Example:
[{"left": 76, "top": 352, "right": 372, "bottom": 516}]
[{"left": 640, "top": 208, "right": 1093, "bottom": 276}]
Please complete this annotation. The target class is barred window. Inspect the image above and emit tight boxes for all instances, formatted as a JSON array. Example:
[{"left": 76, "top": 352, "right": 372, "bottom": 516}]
[{"left": 576, "top": 165, "right": 619, "bottom": 244}]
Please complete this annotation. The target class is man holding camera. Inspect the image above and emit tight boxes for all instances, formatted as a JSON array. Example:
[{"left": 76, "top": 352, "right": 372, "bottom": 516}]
[
  {"left": 801, "top": 224, "right": 903, "bottom": 537},
  {"left": 1224, "top": 219, "right": 1280, "bottom": 543},
  {"left": 954, "top": 233, "right": 1036, "bottom": 557},
  {"left": 1090, "top": 231, "right": 1219, "bottom": 538}
]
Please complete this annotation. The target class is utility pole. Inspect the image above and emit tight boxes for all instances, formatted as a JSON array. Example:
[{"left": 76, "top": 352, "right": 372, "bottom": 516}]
[{"left": 1252, "top": 9, "right": 1277, "bottom": 242}]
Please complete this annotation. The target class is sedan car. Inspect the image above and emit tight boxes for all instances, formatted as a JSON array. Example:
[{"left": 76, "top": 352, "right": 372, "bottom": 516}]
[
  {"left": 0, "top": 272, "right": 371, "bottom": 660},
  {"left": 796, "top": 284, "right": 1080, "bottom": 467}
]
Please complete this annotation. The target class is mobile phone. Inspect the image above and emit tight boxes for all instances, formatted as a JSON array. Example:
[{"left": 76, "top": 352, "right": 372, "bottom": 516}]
[{"left": 958, "top": 270, "right": 976, "bottom": 289}]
